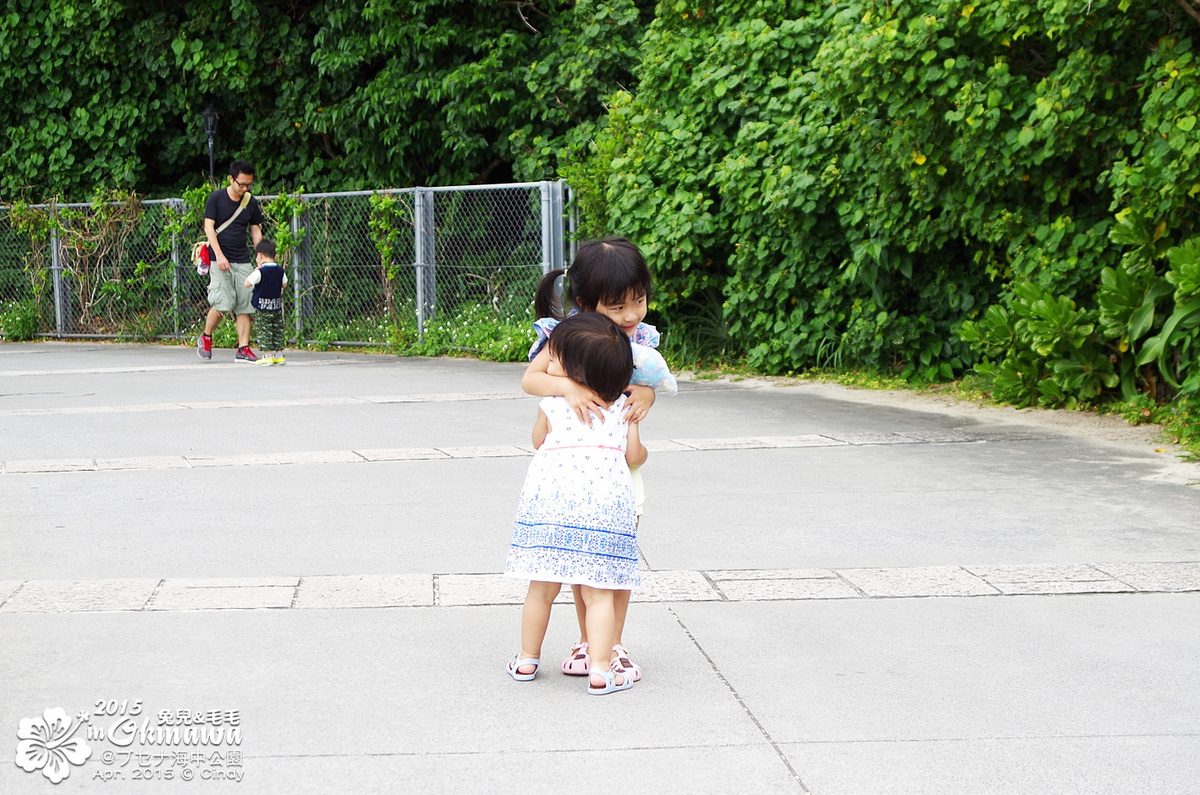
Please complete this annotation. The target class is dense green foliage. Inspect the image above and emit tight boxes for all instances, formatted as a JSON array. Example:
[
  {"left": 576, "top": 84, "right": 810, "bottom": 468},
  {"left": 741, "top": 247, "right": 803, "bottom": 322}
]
[
  {"left": 568, "top": 0, "right": 1200, "bottom": 409},
  {"left": 6, "top": 0, "right": 1200, "bottom": 419},
  {"left": 0, "top": 0, "right": 648, "bottom": 197}
]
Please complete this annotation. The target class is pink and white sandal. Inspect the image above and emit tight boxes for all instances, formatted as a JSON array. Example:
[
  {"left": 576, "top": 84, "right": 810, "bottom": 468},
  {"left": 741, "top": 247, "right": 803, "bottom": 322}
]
[
  {"left": 561, "top": 642, "right": 590, "bottom": 676},
  {"left": 610, "top": 644, "right": 642, "bottom": 682}
]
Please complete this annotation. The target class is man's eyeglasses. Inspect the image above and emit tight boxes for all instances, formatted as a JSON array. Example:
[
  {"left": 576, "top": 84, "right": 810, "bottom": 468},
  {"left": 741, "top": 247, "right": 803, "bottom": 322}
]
[{"left": 233, "top": 178, "right": 253, "bottom": 189}]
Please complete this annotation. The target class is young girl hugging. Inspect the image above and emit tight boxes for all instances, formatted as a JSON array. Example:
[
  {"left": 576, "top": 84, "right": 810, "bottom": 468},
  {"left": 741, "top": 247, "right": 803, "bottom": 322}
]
[
  {"left": 505, "top": 313, "right": 648, "bottom": 695},
  {"left": 522, "top": 236, "right": 676, "bottom": 684}
]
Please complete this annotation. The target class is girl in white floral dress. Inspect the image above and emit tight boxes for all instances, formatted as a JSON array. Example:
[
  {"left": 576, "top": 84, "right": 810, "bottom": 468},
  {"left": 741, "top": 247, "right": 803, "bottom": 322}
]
[{"left": 505, "top": 313, "right": 647, "bottom": 695}]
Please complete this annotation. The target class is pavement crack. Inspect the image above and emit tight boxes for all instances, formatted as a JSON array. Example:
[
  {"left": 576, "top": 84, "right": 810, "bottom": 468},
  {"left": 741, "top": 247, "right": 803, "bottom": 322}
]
[
  {"left": 636, "top": 540, "right": 654, "bottom": 571},
  {"left": 0, "top": 581, "right": 26, "bottom": 610},
  {"left": 699, "top": 570, "right": 730, "bottom": 601},
  {"left": 143, "top": 579, "right": 166, "bottom": 610},
  {"left": 667, "top": 606, "right": 811, "bottom": 793},
  {"left": 1090, "top": 563, "right": 1140, "bottom": 591},
  {"left": 833, "top": 570, "right": 870, "bottom": 598}
]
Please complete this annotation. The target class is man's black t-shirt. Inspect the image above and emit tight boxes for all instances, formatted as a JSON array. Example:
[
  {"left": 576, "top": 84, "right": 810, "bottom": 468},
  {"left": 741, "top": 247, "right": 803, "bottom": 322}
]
[{"left": 203, "top": 189, "right": 263, "bottom": 264}]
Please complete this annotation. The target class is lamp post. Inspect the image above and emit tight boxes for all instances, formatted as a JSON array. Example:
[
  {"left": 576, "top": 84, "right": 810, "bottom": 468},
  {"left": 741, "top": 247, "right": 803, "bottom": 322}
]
[{"left": 201, "top": 104, "right": 219, "bottom": 178}]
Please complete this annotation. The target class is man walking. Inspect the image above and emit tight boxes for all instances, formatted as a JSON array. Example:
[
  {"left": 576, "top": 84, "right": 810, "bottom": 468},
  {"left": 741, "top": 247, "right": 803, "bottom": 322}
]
[{"left": 197, "top": 160, "right": 264, "bottom": 362}]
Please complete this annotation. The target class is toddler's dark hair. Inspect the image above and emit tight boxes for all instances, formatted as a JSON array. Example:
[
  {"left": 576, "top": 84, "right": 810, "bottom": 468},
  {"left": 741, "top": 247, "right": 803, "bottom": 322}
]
[
  {"left": 255, "top": 239, "right": 277, "bottom": 259},
  {"left": 548, "top": 313, "right": 633, "bottom": 404},
  {"left": 534, "top": 236, "right": 651, "bottom": 319}
]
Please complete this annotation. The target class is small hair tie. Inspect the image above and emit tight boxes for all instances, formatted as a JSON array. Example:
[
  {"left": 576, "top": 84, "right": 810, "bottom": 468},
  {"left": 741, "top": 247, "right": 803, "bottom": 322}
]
[{"left": 552, "top": 272, "right": 570, "bottom": 318}]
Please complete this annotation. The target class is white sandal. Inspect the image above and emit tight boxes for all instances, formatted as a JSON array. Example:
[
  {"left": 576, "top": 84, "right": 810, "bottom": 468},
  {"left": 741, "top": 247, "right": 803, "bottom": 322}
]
[
  {"left": 587, "top": 662, "right": 634, "bottom": 695},
  {"left": 506, "top": 655, "right": 540, "bottom": 682}
]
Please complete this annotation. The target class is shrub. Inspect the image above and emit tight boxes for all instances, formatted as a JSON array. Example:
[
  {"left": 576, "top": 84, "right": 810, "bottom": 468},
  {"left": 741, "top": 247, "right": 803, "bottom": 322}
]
[{"left": 0, "top": 299, "right": 39, "bottom": 341}]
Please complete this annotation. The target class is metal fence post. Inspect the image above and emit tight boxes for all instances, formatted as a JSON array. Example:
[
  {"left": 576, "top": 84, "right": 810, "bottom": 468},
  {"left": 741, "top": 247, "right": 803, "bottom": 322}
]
[
  {"left": 567, "top": 183, "right": 578, "bottom": 264},
  {"left": 539, "top": 182, "right": 553, "bottom": 276},
  {"left": 291, "top": 203, "right": 311, "bottom": 340},
  {"left": 549, "top": 180, "right": 566, "bottom": 271},
  {"left": 540, "top": 180, "right": 568, "bottom": 274},
  {"left": 170, "top": 199, "right": 183, "bottom": 336},
  {"left": 414, "top": 188, "right": 436, "bottom": 337},
  {"left": 50, "top": 223, "right": 71, "bottom": 336}
]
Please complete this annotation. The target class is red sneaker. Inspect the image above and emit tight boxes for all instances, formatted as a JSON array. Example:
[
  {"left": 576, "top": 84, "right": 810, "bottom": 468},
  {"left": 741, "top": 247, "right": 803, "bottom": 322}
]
[
  {"left": 197, "top": 334, "right": 212, "bottom": 360},
  {"left": 234, "top": 346, "right": 258, "bottom": 363}
]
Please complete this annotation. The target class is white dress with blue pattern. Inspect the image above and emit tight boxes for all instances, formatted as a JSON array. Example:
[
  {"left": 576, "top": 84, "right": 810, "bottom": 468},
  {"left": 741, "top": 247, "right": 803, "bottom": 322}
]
[{"left": 504, "top": 395, "right": 640, "bottom": 589}]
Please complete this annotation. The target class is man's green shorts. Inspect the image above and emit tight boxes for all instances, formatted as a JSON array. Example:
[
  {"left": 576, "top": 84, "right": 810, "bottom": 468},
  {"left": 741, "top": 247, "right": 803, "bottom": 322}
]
[{"left": 207, "top": 262, "right": 256, "bottom": 315}]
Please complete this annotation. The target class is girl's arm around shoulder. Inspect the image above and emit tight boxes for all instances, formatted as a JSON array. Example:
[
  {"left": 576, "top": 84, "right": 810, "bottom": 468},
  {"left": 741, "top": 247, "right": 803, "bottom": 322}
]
[
  {"left": 625, "top": 420, "right": 648, "bottom": 468},
  {"left": 520, "top": 347, "right": 560, "bottom": 396},
  {"left": 532, "top": 407, "right": 550, "bottom": 450}
]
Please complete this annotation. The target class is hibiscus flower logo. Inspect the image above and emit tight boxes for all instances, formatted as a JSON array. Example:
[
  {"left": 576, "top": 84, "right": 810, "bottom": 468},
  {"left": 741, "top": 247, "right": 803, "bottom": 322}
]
[{"left": 14, "top": 708, "right": 92, "bottom": 784}]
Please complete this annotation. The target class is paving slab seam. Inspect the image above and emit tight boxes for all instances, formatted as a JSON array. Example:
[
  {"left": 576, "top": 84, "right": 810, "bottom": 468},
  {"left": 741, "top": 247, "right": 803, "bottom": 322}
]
[
  {"left": 2, "top": 564, "right": 1199, "bottom": 613},
  {"left": 249, "top": 740, "right": 796, "bottom": 762},
  {"left": 0, "top": 431, "right": 1064, "bottom": 475},
  {"left": 0, "top": 359, "right": 357, "bottom": 378},
  {"left": 0, "top": 391, "right": 527, "bottom": 418},
  {"left": 667, "top": 605, "right": 811, "bottom": 793},
  {"left": 783, "top": 731, "right": 1200, "bottom": 746}
]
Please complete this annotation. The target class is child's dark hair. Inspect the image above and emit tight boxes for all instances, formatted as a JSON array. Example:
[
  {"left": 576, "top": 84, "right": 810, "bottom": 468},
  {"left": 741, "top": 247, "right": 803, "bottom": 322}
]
[
  {"left": 255, "top": 239, "right": 277, "bottom": 259},
  {"left": 547, "top": 313, "right": 634, "bottom": 404},
  {"left": 533, "top": 237, "right": 651, "bottom": 319}
]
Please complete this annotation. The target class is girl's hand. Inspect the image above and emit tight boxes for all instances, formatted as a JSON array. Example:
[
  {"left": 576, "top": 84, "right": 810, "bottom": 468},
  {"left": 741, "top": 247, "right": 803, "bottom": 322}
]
[
  {"left": 523, "top": 347, "right": 605, "bottom": 425},
  {"left": 623, "top": 385, "right": 656, "bottom": 423},
  {"left": 564, "top": 380, "right": 607, "bottom": 426}
]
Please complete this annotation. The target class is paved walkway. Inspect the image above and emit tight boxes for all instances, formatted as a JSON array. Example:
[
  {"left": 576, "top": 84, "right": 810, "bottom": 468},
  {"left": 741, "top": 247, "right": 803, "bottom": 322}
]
[{"left": 2, "top": 342, "right": 1198, "bottom": 794}]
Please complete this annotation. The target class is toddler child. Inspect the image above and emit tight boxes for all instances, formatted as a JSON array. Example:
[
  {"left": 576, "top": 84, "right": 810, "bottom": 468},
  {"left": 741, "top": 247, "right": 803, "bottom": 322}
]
[{"left": 243, "top": 239, "right": 288, "bottom": 366}]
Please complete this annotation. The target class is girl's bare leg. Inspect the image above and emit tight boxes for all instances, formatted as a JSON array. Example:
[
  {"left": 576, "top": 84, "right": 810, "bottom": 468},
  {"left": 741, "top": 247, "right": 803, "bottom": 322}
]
[
  {"left": 573, "top": 589, "right": 630, "bottom": 646},
  {"left": 612, "top": 589, "right": 631, "bottom": 647},
  {"left": 612, "top": 518, "right": 637, "bottom": 648},
  {"left": 571, "top": 583, "right": 587, "bottom": 643},
  {"left": 579, "top": 586, "right": 628, "bottom": 689},
  {"left": 577, "top": 517, "right": 639, "bottom": 652},
  {"left": 518, "top": 581, "right": 561, "bottom": 675}
]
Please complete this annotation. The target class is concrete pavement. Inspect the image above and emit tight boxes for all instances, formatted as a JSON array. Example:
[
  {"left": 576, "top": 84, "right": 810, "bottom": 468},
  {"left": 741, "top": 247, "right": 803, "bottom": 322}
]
[{"left": 1, "top": 341, "right": 1198, "bottom": 794}]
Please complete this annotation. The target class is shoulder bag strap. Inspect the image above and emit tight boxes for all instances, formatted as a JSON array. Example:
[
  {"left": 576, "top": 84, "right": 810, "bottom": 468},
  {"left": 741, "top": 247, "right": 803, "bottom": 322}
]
[{"left": 214, "top": 193, "right": 252, "bottom": 235}]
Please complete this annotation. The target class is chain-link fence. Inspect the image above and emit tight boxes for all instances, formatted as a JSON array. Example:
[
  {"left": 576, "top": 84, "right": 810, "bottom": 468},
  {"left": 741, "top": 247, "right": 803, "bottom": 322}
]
[
  {"left": 0, "top": 198, "right": 181, "bottom": 340},
  {"left": 0, "top": 181, "right": 572, "bottom": 352}
]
